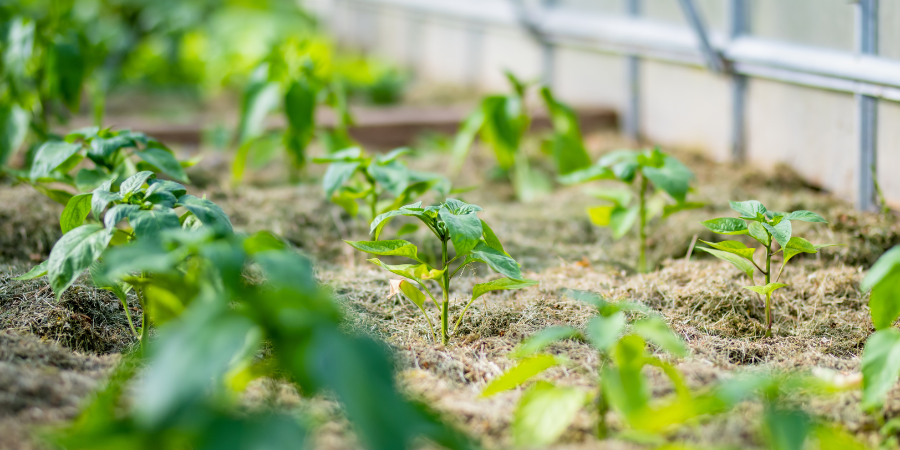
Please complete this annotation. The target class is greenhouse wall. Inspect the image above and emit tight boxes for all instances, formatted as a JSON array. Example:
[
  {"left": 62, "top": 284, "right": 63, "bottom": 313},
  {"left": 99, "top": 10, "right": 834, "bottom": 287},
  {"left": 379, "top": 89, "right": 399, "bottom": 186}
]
[{"left": 311, "top": 0, "right": 900, "bottom": 207}]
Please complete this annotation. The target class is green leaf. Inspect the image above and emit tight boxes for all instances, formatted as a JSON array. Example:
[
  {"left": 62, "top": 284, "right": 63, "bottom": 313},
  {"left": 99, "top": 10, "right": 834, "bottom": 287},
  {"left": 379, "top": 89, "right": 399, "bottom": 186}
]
[
  {"left": 764, "top": 407, "right": 810, "bottom": 450},
  {"left": 472, "top": 277, "right": 538, "bottom": 300},
  {"left": 439, "top": 207, "right": 482, "bottom": 256},
  {"left": 14, "top": 260, "right": 49, "bottom": 280},
  {"left": 862, "top": 246, "right": 900, "bottom": 292},
  {"left": 0, "top": 104, "right": 28, "bottom": 166},
  {"left": 642, "top": 154, "right": 693, "bottom": 203},
  {"left": 870, "top": 271, "right": 900, "bottom": 331},
  {"left": 748, "top": 221, "right": 770, "bottom": 246},
  {"left": 369, "top": 203, "right": 429, "bottom": 240},
  {"left": 60, "top": 193, "right": 93, "bottom": 233},
  {"left": 34, "top": 186, "right": 74, "bottom": 205},
  {"left": 396, "top": 223, "right": 418, "bottom": 236},
  {"left": 47, "top": 225, "right": 114, "bottom": 299},
  {"left": 367, "top": 259, "right": 443, "bottom": 281},
  {"left": 701, "top": 218, "right": 748, "bottom": 235},
  {"left": 557, "top": 164, "right": 616, "bottom": 185},
  {"left": 632, "top": 316, "right": 688, "bottom": 357},
  {"left": 585, "top": 187, "right": 632, "bottom": 208},
  {"left": 786, "top": 210, "right": 826, "bottom": 223},
  {"left": 345, "top": 239, "right": 423, "bottom": 263},
  {"left": 480, "top": 220, "right": 508, "bottom": 255},
  {"left": 120, "top": 171, "right": 155, "bottom": 196},
  {"left": 137, "top": 147, "right": 189, "bottom": 183},
  {"left": 238, "top": 66, "right": 281, "bottom": 142},
  {"left": 585, "top": 312, "right": 626, "bottom": 352},
  {"left": 610, "top": 205, "right": 639, "bottom": 239},
  {"left": 323, "top": 161, "right": 362, "bottom": 197},
  {"left": 388, "top": 279, "right": 428, "bottom": 309},
  {"left": 129, "top": 208, "right": 181, "bottom": 239},
  {"left": 587, "top": 205, "right": 614, "bottom": 227},
  {"left": 540, "top": 87, "right": 591, "bottom": 175},
  {"left": 29, "top": 141, "right": 83, "bottom": 181},
  {"left": 662, "top": 201, "right": 704, "bottom": 218},
  {"left": 481, "top": 355, "right": 560, "bottom": 397},
  {"left": 743, "top": 283, "right": 788, "bottom": 296},
  {"left": 49, "top": 34, "right": 85, "bottom": 111},
  {"left": 442, "top": 198, "right": 483, "bottom": 215},
  {"left": 698, "top": 239, "right": 755, "bottom": 260},
  {"left": 91, "top": 184, "right": 123, "bottom": 220},
  {"left": 74, "top": 168, "right": 114, "bottom": 192},
  {"left": 511, "top": 326, "right": 581, "bottom": 359},
  {"left": 283, "top": 79, "right": 318, "bottom": 167},
  {"left": 146, "top": 179, "right": 188, "bottom": 198},
  {"left": 861, "top": 328, "right": 900, "bottom": 410},
  {"left": 695, "top": 246, "right": 756, "bottom": 279},
  {"left": 729, "top": 200, "right": 767, "bottom": 219},
  {"left": 450, "top": 108, "right": 484, "bottom": 173},
  {"left": 512, "top": 381, "right": 584, "bottom": 447},
  {"left": 468, "top": 242, "right": 522, "bottom": 280},
  {"left": 763, "top": 219, "right": 792, "bottom": 248},
  {"left": 780, "top": 236, "right": 818, "bottom": 270},
  {"left": 177, "top": 195, "right": 233, "bottom": 233}
]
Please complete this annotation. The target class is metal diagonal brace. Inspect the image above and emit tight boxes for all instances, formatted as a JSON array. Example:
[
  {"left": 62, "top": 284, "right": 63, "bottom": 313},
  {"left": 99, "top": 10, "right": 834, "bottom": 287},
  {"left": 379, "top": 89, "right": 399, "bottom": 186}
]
[{"left": 677, "top": 0, "right": 725, "bottom": 73}]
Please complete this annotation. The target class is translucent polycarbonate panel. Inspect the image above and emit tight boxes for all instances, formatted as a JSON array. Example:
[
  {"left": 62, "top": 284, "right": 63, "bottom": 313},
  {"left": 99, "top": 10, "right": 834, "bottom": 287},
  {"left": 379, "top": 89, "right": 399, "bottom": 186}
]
[
  {"left": 750, "top": 0, "right": 854, "bottom": 51},
  {"left": 642, "top": 0, "right": 727, "bottom": 33},
  {"left": 882, "top": 1, "right": 900, "bottom": 60},
  {"left": 553, "top": 0, "right": 621, "bottom": 14}
]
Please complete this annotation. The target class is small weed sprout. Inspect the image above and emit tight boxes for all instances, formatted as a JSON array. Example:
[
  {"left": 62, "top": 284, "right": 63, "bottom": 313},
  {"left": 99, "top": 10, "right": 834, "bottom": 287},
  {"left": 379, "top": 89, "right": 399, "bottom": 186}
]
[
  {"left": 345, "top": 198, "right": 537, "bottom": 345},
  {"left": 313, "top": 146, "right": 450, "bottom": 223},
  {"left": 560, "top": 148, "right": 702, "bottom": 272},
  {"left": 699, "top": 200, "right": 838, "bottom": 336}
]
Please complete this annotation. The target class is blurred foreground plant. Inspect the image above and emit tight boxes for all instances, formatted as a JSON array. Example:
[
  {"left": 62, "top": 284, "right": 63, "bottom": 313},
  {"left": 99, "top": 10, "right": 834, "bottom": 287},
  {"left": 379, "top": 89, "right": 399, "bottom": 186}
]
[
  {"left": 699, "top": 200, "right": 838, "bottom": 336},
  {"left": 345, "top": 198, "right": 537, "bottom": 345},
  {"left": 560, "top": 148, "right": 702, "bottom": 272}
]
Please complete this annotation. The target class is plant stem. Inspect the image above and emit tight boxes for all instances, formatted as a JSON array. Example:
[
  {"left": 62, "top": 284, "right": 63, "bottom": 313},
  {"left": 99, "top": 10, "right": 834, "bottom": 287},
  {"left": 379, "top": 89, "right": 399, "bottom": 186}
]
[
  {"left": 638, "top": 173, "right": 648, "bottom": 273},
  {"left": 441, "top": 239, "right": 450, "bottom": 345},
  {"left": 596, "top": 391, "right": 609, "bottom": 439},
  {"left": 764, "top": 243, "right": 772, "bottom": 337},
  {"left": 136, "top": 285, "right": 148, "bottom": 356},
  {"left": 367, "top": 176, "right": 378, "bottom": 222}
]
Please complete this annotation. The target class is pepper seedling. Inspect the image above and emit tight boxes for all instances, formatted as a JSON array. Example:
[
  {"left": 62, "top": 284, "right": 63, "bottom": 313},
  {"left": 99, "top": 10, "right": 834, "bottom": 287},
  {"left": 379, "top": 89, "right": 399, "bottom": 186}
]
[
  {"left": 699, "top": 200, "right": 838, "bottom": 336},
  {"left": 313, "top": 146, "right": 450, "bottom": 223},
  {"left": 560, "top": 148, "right": 702, "bottom": 272},
  {"left": 345, "top": 198, "right": 537, "bottom": 345}
]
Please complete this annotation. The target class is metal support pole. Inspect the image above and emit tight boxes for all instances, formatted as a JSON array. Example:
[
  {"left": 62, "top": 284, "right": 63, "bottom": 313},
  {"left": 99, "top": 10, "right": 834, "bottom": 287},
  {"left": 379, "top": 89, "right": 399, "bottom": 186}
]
[
  {"left": 678, "top": 0, "right": 724, "bottom": 73},
  {"left": 856, "top": 0, "right": 878, "bottom": 211},
  {"left": 624, "top": 0, "right": 641, "bottom": 142},
  {"left": 729, "top": 0, "right": 748, "bottom": 162}
]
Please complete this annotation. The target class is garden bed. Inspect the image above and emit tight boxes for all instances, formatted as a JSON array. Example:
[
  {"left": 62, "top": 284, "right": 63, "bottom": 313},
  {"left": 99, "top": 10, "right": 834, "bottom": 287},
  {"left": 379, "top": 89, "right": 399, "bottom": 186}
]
[{"left": 0, "top": 129, "right": 897, "bottom": 449}]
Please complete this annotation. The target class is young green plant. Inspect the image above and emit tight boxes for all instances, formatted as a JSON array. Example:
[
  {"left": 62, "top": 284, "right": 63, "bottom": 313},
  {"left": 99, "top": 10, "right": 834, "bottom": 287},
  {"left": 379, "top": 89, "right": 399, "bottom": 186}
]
[
  {"left": 345, "top": 199, "right": 537, "bottom": 345},
  {"left": 14, "top": 166, "right": 232, "bottom": 352},
  {"left": 481, "top": 290, "right": 690, "bottom": 445},
  {"left": 858, "top": 246, "right": 900, "bottom": 412},
  {"left": 313, "top": 146, "right": 450, "bottom": 223},
  {"left": 560, "top": 148, "right": 702, "bottom": 272},
  {"left": 699, "top": 200, "right": 838, "bottom": 336}
]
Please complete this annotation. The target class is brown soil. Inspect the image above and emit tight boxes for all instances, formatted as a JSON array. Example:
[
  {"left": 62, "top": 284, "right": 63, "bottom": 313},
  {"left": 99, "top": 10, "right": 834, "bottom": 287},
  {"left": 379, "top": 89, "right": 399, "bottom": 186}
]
[{"left": 0, "top": 128, "right": 898, "bottom": 449}]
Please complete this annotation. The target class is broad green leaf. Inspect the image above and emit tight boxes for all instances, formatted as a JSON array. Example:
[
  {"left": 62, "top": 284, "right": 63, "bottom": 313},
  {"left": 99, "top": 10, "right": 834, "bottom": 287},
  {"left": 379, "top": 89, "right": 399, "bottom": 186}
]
[
  {"left": 439, "top": 207, "right": 483, "bottom": 256},
  {"left": 29, "top": 141, "right": 82, "bottom": 181},
  {"left": 367, "top": 258, "right": 444, "bottom": 281},
  {"left": 513, "top": 382, "right": 584, "bottom": 447},
  {"left": 729, "top": 200, "right": 767, "bottom": 219},
  {"left": 238, "top": 66, "right": 280, "bottom": 142},
  {"left": 481, "top": 355, "right": 560, "bottom": 397},
  {"left": 177, "top": 195, "right": 233, "bottom": 233},
  {"left": 120, "top": 171, "right": 154, "bottom": 196},
  {"left": 780, "top": 237, "right": 818, "bottom": 269},
  {"left": 49, "top": 35, "right": 85, "bottom": 111},
  {"left": 137, "top": 147, "right": 189, "bottom": 183},
  {"left": 610, "top": 205, "right": 639, "bottom": 239},
  {"left": 585, "top": 187, "right": 632, "bottom": 207},
  {"left": 472, "top": 277, "right": 538, "bottom": 300},
  {"left": 869, "top": 268, "right": 900, "bottom": 330},
  {"left": 480, "top": 95, "right": 524, "bottom": 169},
  {"left": 512, "top": 153, "right": 553, "bottom": 203},
  {"left": 699, "top": 239, "right": 755, "bottom": 260},
  {"left": 74, "top": 168, "right": 113, "bottom": 192},
  {"left": 60, "top": 194, "right": 92, "bottom": 233},
  {"left": 763, "top": 220, "right": 792, "bottom": 248},
  {"left": 557, "top": 164, "right": 615, "bottom": 185},
  {"left": 511, "top": 326, "right": 581, "bottom": 358},
  {"left": 34, "top": 186, "right": 74, "bottom": 205},
  {"left": 323, "top": 161, "right": 361, "bottom": 197},
  {"left": 396, "top": 223, "right": 418, "bottom": 236},
  {"left": 701, "top": 218, "right": 748, "bottom": 235},
  {"left": 313, "top": 147, "right": 364, "bottom": 163},
  {"left": 585, "top": 312, "right": 626, "bottom": 352},
  {"left": 586, "top": 205, "right": 614, "bottom": 227},
  {"left": 695, "top": 247, "right": 756, "bottom": 279},
  {"left": 632, "top": 316, "right": 688, "bottom": 357},
  {"left": 813, "top": 426, "right": 870, "bottom": 450},
  {"left": 146, "top": 179, "right": 187, "bottom": 198},
  {"left": 442, "top": 198, "right": 483, "bottom": 215},
  {"left": 748, "top": 221, "right": 770, "bottom": 246},
  {"left": 786, "top": 210, "right": 827, "bottom": 223},
  {"left": 764, "top": 407, "right": 810, "bottom": 450},
  {"left": 91, "top": 185, "right": 122, "bottom": 221},
  {"left": 480, "top": 220, "right": 508, "bottom": 255},
  {"left": 743, "top": 283, "right": 788, "bottom": 296},
  {"left": 0, "top": 104, "right": 28, "bottom": 166},
  {"left": 345, "top": 240, "right": 423, "bottom": 263},
  {"left": 14, "top": 260, "right": 49, "bottom": 280},
  {"left": 662, "top": 201, "right": 704, "bottom": 218},
  {"left": 468, "top": 242, "right": 522, "bottom": 280},
  {"left": 861, "top": 328, "right": 900, "bottom": 410},
  {"left": 129, "top": 208, "right": 181, "bottom": 239},
  {"left": 642, "top": 154, "right": 693, "bottom": 203},
  {"left": 862, "top": 246, "right": 900, "bottom": 292},
  {"left": 47, "top": 225, "right": 114, "bottom": 299},
  {"left": 369, "top": 203, "right": 428, "bottom": 240},
  {"left": 540, "top": 87, "right": 591, "bottom": 175},
  {"left": 283, "top": 79, "right": 317, "bottom": 166}
]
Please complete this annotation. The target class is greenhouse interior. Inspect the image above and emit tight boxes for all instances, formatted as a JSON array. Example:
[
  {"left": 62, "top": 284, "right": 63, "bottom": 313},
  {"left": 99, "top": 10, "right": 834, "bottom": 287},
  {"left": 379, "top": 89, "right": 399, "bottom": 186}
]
[{"left": 2, "top": 0, "right": 900, "bottom": 449}]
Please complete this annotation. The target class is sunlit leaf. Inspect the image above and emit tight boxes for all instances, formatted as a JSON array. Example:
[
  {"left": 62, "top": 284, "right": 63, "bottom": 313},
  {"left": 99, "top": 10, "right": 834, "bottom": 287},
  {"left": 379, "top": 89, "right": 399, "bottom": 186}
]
[
  {"left": 482, "top": 355, "right": 560, "bottom": 397},
  {"left": 513, "top": 381, "right": 584, "bottom": 447}
]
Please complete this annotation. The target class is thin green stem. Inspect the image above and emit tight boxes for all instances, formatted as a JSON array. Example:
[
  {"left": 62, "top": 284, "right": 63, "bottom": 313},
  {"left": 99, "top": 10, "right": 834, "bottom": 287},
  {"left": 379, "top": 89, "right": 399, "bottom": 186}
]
[
  {"left": 136, "top": 285, "right": 148, "bottom": 355},
  {"left": 119, "top": 294, "right": 139, "bottom": 338},
  {"left": 415, "top": 280, "right": 442, "bottom": 309},
  {"left": 441, "top": 239, "right": 450, "bottom": 345},
  {"left": 764, "top": 243, "right": 772, "bottom": 337},
  {"left": 638, "top": 173, "right": 648, "bottom": 273},
  {"left": 366, "top": 175, "right": 378, "bottom": 221}
]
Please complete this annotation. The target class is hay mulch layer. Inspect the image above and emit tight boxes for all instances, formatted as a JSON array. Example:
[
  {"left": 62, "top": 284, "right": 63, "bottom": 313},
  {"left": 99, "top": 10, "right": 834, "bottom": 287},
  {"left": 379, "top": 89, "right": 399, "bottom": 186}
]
[{"left": 1, "top": 130, "right": 899, "bottom": 449}]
